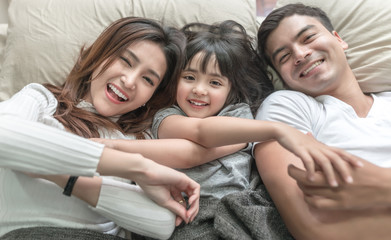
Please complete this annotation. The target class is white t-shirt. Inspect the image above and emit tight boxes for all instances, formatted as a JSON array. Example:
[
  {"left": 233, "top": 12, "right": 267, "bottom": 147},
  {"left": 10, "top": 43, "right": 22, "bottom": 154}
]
[
  {"left": 255, "top": 90, "right": 391, "bottom": 167},
  {"left": 0, "top": 83, "right": 175, "bottom": 239}
]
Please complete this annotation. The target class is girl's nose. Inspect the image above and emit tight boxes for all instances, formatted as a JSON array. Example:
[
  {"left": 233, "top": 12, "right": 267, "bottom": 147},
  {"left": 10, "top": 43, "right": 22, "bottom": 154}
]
[{"left": 192, "top": 84, "right": 207, "bottom": 96}]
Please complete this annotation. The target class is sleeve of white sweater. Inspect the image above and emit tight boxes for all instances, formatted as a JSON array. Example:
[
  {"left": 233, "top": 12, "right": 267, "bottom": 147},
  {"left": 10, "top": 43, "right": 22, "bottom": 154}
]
[
  {"left": 0, "top": 83, "right": 102, "bottom": 176},
  {"left": 93, "top": 178, "right": 176, "bottom": 240}
]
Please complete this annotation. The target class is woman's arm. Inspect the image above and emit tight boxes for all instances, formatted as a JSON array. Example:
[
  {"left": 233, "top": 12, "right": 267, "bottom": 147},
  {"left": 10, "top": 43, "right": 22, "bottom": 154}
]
[
  {"left": 38, "top": 174, "right": 188, "bottom": 239},
  {"left": 92, "top": 138, "right": 246, "bottom": 168},
  {"left": 33, "top": 151, "right": 201, "bottom": 236},
  {"left": 254, "top": 141, "right": 391, "bottom": 240}
]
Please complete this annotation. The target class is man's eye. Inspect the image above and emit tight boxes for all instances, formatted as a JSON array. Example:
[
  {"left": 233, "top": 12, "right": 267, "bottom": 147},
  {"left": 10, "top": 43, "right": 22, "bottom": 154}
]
[
  {"left": 304, "top": 34, "right": 315, "bottom": 42},
  {"left": 279, "top": 53, "right": 290, "bottom": 64}
]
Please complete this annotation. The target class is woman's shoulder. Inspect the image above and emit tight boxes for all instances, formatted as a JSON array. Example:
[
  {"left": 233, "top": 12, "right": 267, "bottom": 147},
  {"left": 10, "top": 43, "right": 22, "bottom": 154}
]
[{"left": 6, "top": 83, "right": 58, "bottom": 114}]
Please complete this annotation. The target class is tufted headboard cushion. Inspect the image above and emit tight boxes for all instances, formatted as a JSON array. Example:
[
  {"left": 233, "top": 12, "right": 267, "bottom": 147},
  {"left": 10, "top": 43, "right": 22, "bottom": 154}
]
[{"left": 0, "top": 0, "right": 257, "bottom": 101}]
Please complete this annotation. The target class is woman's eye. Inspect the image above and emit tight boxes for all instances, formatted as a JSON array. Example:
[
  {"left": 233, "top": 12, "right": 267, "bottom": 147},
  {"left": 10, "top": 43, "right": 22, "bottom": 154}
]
[
  {"left": 120, "top": 57, "right": 132, "bottom": 67},
  {"left": 143, "top": 77, "right": 154, "bottom": 86}
]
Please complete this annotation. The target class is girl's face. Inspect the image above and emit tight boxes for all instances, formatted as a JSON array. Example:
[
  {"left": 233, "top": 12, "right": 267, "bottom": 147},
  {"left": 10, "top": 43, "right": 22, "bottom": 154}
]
[
  {"left": 176, "top": 52, "right": 231, "bottom": 118},
  {"left": 84, "top": 40, "right": 167, "bottom": 117}
]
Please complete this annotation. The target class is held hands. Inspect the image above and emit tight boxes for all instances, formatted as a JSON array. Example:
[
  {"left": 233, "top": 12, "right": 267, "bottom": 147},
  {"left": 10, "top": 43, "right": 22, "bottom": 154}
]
[{"left": 275, "top": 124, "right": 363, "bottom": 187}]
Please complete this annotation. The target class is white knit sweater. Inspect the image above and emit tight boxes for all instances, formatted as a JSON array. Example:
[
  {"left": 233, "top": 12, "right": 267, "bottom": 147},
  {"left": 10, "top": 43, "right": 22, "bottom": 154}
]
[{"left": 0, "top": 83, "right": 175, "bottom": 239}]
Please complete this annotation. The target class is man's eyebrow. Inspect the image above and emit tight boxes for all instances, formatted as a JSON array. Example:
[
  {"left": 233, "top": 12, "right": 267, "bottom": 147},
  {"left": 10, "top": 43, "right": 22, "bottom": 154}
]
[
  {"left": 271, "top": 24, "right": 315, "bottom": 63},
  {"left": 125, "top": 49, "right": 162, "bottom": 81}
]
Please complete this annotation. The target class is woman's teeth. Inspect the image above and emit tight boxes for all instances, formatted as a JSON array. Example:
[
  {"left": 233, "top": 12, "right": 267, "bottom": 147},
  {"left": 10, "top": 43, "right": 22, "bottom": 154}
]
[{"left": 109, "top": 84, "right": 128, "bottom": 101}]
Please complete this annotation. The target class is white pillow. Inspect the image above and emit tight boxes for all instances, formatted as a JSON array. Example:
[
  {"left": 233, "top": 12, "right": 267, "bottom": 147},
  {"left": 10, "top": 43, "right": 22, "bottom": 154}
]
[
  {"left": 0, "top": 0, "right": 257, "bottom": 101},
  {"left": 0, "top": 24, "right": 7, "bottom": 73},
  {"left": 275, "top": 0, "right": 391, "bottom": 93}
]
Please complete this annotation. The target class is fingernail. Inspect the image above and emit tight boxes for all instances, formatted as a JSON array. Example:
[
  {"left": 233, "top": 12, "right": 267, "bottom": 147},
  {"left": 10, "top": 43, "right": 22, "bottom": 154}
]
[
  {"left": 346, "top": 176, "right": 353, "bottom": 183},
  {"left": 357, "top": 161, "right": 364, "bottom": 167},
  {"left": 331, "top": 180, "right": 338, "bottom": 187}
]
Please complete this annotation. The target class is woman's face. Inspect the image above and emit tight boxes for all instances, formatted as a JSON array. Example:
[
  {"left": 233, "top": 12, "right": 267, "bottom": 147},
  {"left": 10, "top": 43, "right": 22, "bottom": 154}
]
[{"left": 84, "top": 40, "right": 167, "bottom": 117}]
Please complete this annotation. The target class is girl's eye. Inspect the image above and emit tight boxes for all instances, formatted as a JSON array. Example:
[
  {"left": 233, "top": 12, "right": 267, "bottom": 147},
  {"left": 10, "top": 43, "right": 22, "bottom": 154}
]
[
  {"left": 143, "top": 77, "right": 154, "bottom": 86},
  {"left": 120, "top": 57, "right": 132, "bottom": 67},
  {"left": 183, "top": 75, "right": 195, "bottom": 81},
  {"left": 210, "top": 80, "right": 222, "bottom": 86}
]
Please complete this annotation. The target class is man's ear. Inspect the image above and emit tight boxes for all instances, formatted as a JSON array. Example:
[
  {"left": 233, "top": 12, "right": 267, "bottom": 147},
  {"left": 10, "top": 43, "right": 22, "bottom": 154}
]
[{"left": 332, "top": 31, "right": 348, "bottom": 50}]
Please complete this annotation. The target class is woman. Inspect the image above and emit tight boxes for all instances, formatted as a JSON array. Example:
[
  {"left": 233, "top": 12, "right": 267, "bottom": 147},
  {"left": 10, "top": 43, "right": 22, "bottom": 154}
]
[{"left": 0, "top": 17, "right": 199, "bottom": 240}]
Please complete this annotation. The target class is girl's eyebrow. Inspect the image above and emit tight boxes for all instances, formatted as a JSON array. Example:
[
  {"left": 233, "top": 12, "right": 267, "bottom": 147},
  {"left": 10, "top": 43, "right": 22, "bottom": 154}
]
[
  {"left": 125, "top": 49, "right": 162, "bottom": 81},
  {"left": 185, "top": 67, "right": 225, "bottom": 78}
]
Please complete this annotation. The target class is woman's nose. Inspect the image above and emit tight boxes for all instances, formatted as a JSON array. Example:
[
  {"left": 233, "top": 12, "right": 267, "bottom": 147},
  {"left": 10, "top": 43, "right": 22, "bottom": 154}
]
[{"left": 120, "top": 75, "right": 136, "bottom": 90}]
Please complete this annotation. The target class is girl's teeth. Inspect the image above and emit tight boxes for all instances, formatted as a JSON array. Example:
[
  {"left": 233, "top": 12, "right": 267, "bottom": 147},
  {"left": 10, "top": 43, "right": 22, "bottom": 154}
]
[{"left": 190, "top": 100, "right": 206, "bottom": 106}]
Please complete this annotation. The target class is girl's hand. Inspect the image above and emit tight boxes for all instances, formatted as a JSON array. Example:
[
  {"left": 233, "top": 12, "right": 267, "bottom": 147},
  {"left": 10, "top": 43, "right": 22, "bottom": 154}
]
[{"left": 276, "top": 124, "right": 363, "bottom": 187}]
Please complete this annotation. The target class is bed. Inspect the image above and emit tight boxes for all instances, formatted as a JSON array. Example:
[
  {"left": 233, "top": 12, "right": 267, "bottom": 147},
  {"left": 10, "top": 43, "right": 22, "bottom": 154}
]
[{"left": 1, "top": 0, "right": 391, "bottom": 239}]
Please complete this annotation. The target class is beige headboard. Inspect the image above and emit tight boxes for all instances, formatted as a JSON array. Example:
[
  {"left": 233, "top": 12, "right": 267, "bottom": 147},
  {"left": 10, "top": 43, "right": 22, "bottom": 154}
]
[
  {"left": 0, "top": 0, "right": 9, "bottom": 24},
  {"left": 0, "top": 0, "right": 257, "bottom": 101}
]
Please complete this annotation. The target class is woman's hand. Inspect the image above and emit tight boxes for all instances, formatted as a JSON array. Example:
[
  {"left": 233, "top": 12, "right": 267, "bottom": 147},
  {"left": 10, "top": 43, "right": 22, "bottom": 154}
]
[
  {"left": 133, "top": 158, "right": 200, "bottom": 226},
  {"left": 275, "top": 123, "right": 363, "bottom": 187}
]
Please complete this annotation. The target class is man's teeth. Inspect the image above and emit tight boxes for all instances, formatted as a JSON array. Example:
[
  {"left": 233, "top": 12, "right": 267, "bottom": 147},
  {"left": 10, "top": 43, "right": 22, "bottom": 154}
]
[
  {"left": 109, "top": 84, "right": 128, "bottom": 101},
  {"left": 302, "top": 60, "right": 322, "bottom": 76},
  {"left": 190, "top": 100, "right": 207, "bottom": 106}
]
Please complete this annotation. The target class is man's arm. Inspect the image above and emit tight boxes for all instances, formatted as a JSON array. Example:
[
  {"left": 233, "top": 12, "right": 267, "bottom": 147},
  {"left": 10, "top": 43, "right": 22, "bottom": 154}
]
[{"left": 254, "top": 140, "right": 391, "bottom": 240}]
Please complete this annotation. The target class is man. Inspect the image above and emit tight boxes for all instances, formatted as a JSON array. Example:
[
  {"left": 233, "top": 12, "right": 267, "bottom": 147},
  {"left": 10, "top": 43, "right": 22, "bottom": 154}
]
[{"left": 254, "top": 3, "right": 391, "bottom": 239}]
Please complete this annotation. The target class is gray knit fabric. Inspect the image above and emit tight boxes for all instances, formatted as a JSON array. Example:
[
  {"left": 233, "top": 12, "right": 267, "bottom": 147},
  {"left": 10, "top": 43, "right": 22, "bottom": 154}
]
[
  {"left": 133, "top": 167, "right": 293, "bottom": 240},
  {"left": 0, "top": 227, "right": 128, "bottom": 240}
]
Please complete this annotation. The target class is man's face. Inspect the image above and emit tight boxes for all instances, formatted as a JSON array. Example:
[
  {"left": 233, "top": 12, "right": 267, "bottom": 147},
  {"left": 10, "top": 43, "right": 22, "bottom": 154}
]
[{"left": 266, "top": 14, "right": 349, "bottom": 97}]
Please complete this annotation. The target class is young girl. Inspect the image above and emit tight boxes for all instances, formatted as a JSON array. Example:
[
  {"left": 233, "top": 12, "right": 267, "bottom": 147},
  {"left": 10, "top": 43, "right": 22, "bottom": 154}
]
[
  {"left": 99, "top": 20, "right": 363, "bottom": 198},
  {"left": 0, "top": 17, "right": 200, "bottom": 239}
]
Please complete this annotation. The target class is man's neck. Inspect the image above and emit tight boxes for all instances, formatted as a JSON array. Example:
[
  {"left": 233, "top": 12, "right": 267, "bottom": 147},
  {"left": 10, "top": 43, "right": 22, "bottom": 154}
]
[{"left": 332, "top": 81, "right": 374, "bottom": 118}]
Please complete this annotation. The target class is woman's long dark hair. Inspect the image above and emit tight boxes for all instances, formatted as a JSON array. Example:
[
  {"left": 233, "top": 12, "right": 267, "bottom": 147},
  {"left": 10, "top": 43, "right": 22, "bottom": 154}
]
[
  {"left": 45, "top": 17, "right": 186, "bottom": 138},
  {"left": 181, "top": 20, "right": 274, "bottom": 115}
]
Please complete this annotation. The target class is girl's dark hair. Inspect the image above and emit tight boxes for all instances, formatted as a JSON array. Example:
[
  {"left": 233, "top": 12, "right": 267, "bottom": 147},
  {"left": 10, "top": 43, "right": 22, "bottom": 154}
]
[
  {"left": 258, "top": 3, "right": 334, "bottom": 75},
  {"left": 45, "top": 17, "right": 186, "bottom": 138},
  {"left": 182, "top": 20, "right": 273, "bottom": 115}
]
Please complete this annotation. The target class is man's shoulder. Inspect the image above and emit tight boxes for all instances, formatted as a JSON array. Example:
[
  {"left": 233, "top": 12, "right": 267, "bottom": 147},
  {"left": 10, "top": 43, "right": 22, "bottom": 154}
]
[{"left": 263, "top": 90, "right": 315, "bottom": 106}]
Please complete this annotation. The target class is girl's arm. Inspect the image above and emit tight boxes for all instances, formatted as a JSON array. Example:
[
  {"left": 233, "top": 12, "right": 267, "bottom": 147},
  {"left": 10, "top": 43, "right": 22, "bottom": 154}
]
[
  {"left": 92, "top": 138, "right": 246, "bottom": 169},
  {"left": 159, "top": 114, "right": 363, "bottom": 186}
]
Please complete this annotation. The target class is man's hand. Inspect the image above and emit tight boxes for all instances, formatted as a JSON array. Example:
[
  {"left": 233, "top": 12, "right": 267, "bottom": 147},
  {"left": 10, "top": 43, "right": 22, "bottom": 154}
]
[{"left": 288, "top": 159, "right": 391, "bottom": 210}]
